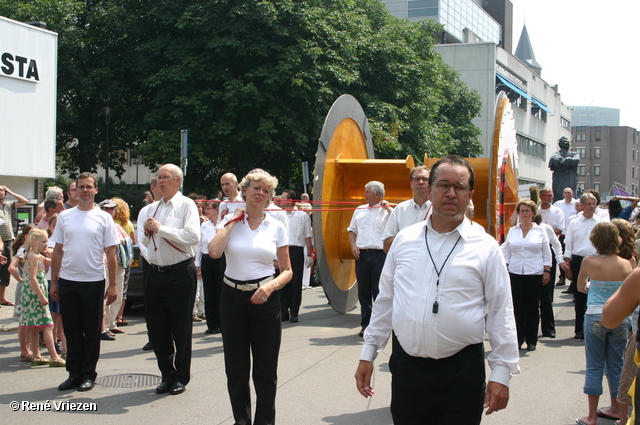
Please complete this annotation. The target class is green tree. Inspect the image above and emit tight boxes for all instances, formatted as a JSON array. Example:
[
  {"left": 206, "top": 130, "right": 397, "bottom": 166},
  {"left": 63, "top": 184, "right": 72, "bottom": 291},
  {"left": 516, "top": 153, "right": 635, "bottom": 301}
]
[{"left": 2, "top": 0, "right": 483, "bottom": 195}]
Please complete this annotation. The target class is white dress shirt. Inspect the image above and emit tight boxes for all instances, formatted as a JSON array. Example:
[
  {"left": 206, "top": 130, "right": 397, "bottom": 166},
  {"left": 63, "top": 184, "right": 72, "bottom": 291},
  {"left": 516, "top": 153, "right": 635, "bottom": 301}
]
[
  {"left": 539, "top": 205, "right": 565, "bottom": 233},
  {"left": 382, "top": 198, "right": 431, "bottom": 241},
  {"left": 136, "top": 201, "right": 156, "bottom": 262},
  {"left": 347, "top": 203, "right": 390, "bottom": 250},
  {"left": 540, "top": 222, "right": 565, "bottom": 264},
  {"left": 553, "top": 199, "right": 578, "bottom": 230},
  {"left": 266, "top": 203, "right": 289, "bottom": 229},
  {"left": 195, "top": 220, "right": 216, "bottom": 267},
  {"left": 501, "top": 223, "right": 551, "bottom": 275},
  {"left": 141, "top": 192, "right": 200, "bottom": 266},
  {"left": 360, "top": 216, "right": 520, "bottom": 387},
  {"left": 286, "top": 209, "right": 312, "bottom": 247},
  {"left": 218, "top": 194, "right": 245, "bottom": 222},
  {"left": 564, "top": 213, "right": 606, "bottom": 258}
]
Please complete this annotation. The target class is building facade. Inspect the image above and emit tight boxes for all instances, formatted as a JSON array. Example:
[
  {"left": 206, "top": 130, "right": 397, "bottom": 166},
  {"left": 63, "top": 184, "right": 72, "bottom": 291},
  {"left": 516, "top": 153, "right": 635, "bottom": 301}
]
[
  {"left": 571, "top": 106, "right": 620, "bottom": 127},
  {"left": 572, "top": 126, "right": 640, "bottom": 197}
]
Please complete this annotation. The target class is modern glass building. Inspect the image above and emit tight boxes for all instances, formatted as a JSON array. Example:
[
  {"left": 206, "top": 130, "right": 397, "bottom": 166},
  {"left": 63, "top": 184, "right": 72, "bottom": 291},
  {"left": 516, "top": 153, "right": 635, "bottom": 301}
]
[
  {"left": 381, "top": 0, "right": 502, "bottom": 44},
  {"left": 570, "top": 106, "right": 620, "bottom": 127}
]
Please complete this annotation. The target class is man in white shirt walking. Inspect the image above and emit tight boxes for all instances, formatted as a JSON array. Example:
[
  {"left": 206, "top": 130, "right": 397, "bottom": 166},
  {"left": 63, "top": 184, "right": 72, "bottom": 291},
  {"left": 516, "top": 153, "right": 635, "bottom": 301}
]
[
  {"left": 355, "top": 155, "right": 519, "bottom": 424},
  {"left": 142, "top": 164, "right": 200, "bottom": 395},
  {"left": 564, "top": 192, "right": 606, "bottom": 339},
  {"left": 382, "top": 165, "right": 431, "bottom": 253},
  {"left": 348, "top": 181, "right": 392, "bottom": 337},
  {"left": 553, "top": 187, "right": 577, "bottom": 287}
]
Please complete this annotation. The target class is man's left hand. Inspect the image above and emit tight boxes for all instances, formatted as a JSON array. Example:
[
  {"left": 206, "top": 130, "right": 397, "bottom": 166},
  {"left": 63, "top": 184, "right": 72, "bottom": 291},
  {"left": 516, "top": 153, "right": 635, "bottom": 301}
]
[
  {"left": 144, "top": 217, "right": 161, "bottom": 234},
  {"left": 104, "top": 285, "right": 117, "bottom": 306},
  {"left": 483, "top": 381, "right": 509, "bottom": 415}
]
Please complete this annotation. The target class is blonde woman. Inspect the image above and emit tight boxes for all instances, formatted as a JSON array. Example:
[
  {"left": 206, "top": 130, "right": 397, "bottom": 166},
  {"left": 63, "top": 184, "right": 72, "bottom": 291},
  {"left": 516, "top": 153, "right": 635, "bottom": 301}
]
[{"left": 209, "top": 169, "right": 292, "bottom": 425}]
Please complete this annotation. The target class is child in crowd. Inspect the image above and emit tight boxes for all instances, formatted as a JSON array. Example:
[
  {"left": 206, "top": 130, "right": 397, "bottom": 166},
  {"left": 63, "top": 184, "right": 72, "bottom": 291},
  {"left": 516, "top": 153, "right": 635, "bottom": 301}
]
[
  {"left": 19, "top": 228, "right": 65, "bottom": 367},
  {"left": 7, "top": 224, "right": 37, "bottom": 362}
]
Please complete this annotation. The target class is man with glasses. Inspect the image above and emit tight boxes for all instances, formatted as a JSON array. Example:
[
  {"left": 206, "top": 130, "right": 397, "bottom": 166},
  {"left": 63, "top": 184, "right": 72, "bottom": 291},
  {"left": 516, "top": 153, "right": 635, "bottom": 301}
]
[
  {"left": 382, "top": 165, "right": 431, "bottom": 252},
  {"left": 347, "top": 181, "right": 392, "bottom": 337},
  {"left": 142, "top": 164, "right": 200, "bottom": 395},
  {"left": 64, "top": 181, "right": 80, "bottom": 209},
  {"left": 355, "top": 155, "right": 519, "bottom": 425},
  {"left": 50, "top": 173, "right": 119, "bottom": 392}
]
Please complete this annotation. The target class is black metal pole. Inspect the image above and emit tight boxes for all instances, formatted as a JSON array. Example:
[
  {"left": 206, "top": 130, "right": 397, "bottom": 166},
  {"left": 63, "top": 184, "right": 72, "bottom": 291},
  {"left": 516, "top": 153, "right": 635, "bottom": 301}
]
[{"left": 104, "top": 107, "right": 111, "bottom": 197}]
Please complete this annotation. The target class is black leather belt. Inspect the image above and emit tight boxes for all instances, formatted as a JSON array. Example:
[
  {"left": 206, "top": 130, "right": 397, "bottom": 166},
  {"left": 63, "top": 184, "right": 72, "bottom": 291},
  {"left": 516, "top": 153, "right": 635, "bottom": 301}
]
[
  {"left": 150, "top": 257, "right": 194, "bottom": 273},
  {"left": 224, "top": 275, "right": 273, "bottom": 292},
  {"left": 360, "top": 248, "right": 383, "bottom": 253}
]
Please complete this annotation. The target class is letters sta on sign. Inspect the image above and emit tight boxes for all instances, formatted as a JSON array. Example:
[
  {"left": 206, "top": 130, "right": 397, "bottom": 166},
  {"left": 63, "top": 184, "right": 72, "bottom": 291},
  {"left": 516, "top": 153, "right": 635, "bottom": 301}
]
[{"left": 1, "top": 53, "right": 40, "bottom": 82}]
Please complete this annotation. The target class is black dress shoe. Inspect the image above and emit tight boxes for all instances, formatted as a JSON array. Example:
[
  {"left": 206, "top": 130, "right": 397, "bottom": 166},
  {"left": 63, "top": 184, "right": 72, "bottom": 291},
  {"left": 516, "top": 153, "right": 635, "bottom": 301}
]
[
  {"left": 58, "top": 377, "right": 81, "bottom": 391},
  {"left": 290, "top": 316, "right": 298, "bottom": 323},
  {"left": 575, "top": 332, "right": 584, "bottom": 340},
  {"left": 100, "top": 331, "right": 115, "bottom": 341},
  {"left": 212, "top": 327, "right": 221, "bottom": 334},
  {"left": 77, "top": 379, "right": 95, "bottom": 392},
  {"left": 142, "top": 342, "right": 153, "bottom": 351},
  {"left": 542, "top": 332, "right": 556, "bottom": 338},
  {"left": 170, "top": 381, "right": 185, "bottom": 395},
  {"left": 358, "top": 327, "right": 365, "bottom": 337},
  {"left": 156, "top": 381, "right": 172, "bottom": 394},
  {"left": 526, "top": 344, "right": 536, "bottom": 351}
]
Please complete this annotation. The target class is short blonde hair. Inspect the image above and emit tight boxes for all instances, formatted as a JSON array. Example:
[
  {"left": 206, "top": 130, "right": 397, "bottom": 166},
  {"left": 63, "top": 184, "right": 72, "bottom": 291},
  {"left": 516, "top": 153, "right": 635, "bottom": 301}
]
[
  {"left": 517, "top": 199, "right": 538, "bottom": 216},
  {"left": 239, "top": 169, "right": 279, "bottom": 201},
  {"left": 28, "top": 228, "right": 48, "bottom": 251}
]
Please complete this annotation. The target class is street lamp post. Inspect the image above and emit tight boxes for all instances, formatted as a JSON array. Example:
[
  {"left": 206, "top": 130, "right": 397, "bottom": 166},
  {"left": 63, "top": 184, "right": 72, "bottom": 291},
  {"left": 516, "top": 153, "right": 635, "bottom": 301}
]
[{"left": 104, "top": 106, "right": 111, "bottom": 197}]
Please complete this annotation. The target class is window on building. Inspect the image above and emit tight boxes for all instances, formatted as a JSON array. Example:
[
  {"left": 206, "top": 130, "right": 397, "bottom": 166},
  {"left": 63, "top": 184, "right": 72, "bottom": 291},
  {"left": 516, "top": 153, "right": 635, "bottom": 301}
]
[
  {"left": 594, "top": 165, "right": 600, "bottom": 176},
  {"left": 577, "top": 147, "right": 586, "bottom": 159},
  {"left": 577, "top": 182, "right": 585, "bottom": 194},
  {"left": 594, "top": 148, "right": 601, "bottom": 159},
  {"left": 634, "top": 150, "right": 638, "bottom": 162},
  {"left": 561, "top": 117, "right": 570, "bottom": 129},
  {"left": 575, "top": 127, "right": 586, "bottom": 142},
  {"left": 516, "top": 134, "right": 546, "bottom": 160},
  {"left": 595, "top": 126, "right": 601, "bottom": 142},
  {"left": 577, "top": 164, "right": 586, "bottom": 176},
  {"left": 593, "top": 183, "right": 600, "bottom": 193},
  {"left": 531, "top": 105, "right": 547, "bottom": 122}
]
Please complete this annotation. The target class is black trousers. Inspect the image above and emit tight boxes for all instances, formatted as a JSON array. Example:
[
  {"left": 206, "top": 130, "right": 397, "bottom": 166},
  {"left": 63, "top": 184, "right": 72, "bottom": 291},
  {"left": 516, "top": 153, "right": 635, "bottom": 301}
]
[
  {"left": 558, "top": 235, "right": 566, "bottom": 280},
  {"left": 509, "top": 273, "right": 543, "bottom": 346},
  {"left": 201, "top": 253, "right": 224, "bottom": 330},
  {"left": 280, "top": 246, "right": 304, "bottom": 317},
  {"left": 58, "top": 278, "right": 105, "bottom": 381},
  {"left": 389, "top": 334, "right": 485, "bottom": 425},
  {"left": 355, "top": 249, "right": 386, "bottom": 329},
  {"left": 540, "top": 245, "right": 556, "bottom": 336},
  {"left": 144, "top": 261, "right": 197, "bottom": 384},
  {"left": 571, "top": 255, "right": 587, "bottom": 335},
  {"left": 220, "top": 282, "right": 281, "bottom": 425},
  {"left": 0, "top": 243, "right": 12, "bottom": 286}
]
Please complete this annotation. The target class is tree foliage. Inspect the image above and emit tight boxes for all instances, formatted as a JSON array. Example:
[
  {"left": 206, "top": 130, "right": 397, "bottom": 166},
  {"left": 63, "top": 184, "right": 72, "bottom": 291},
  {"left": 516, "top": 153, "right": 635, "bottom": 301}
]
[{"left": 1, "top": 0, "right": 482, "bottom": 194}]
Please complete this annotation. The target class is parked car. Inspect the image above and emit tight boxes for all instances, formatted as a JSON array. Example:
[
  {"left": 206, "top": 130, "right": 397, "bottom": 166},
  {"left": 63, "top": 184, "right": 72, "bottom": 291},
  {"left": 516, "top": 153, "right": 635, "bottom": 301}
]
[{"left": 125, "top": 245, "right": 144, "bottom": 309}]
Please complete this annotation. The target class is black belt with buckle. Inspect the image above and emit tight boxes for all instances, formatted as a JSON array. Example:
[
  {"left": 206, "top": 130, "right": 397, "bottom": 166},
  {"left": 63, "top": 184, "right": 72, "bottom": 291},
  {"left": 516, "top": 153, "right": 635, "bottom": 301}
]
[
  {"left": 150, "top": 257, "right": 194, "bottom": 273},
  {"left": 223, "top": 275, "right": 273, "bottom": 292}
]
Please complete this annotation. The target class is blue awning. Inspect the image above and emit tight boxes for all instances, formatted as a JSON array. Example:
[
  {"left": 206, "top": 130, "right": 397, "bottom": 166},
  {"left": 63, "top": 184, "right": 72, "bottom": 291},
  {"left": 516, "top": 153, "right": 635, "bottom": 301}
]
[
  {"left": 496, "top": 74, "right": 531, "bottom": 100},
  {"left": 531, "top": 96, "right": 555, "bottom": 116}
]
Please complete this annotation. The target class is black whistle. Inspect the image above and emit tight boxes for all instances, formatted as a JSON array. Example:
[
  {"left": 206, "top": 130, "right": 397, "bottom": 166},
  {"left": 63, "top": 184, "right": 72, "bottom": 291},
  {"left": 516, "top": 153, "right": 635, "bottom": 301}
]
[{"left": 432, "top": 301, "right": 439, "bottom": 314}]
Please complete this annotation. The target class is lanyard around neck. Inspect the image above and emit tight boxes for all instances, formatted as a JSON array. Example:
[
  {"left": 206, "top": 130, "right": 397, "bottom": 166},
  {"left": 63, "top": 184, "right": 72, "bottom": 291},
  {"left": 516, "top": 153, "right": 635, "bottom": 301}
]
[{"left": 425, "top": 227, "right": 461, "bottom": 314}]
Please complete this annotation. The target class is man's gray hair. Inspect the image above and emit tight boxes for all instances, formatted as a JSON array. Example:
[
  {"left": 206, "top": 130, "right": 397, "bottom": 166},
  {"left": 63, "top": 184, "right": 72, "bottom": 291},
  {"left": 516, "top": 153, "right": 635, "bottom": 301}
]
[
  {"left": 45, "top": 186, "right": 63, "bottom": 200},
  {"left": 580, "top": 192, "right": 597, "bottom": 204},
  {"left": 539, "top": 187, "right": 552, "bottom": 195},
  {"left": 365, "top": 181, "right": 385, "bottom": 199}
]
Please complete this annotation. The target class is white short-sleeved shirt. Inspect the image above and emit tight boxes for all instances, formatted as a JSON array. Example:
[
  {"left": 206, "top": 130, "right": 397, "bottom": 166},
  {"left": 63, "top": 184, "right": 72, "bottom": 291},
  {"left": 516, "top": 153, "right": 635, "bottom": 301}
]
[
  {"left": 287, "top": 210, "right": 312, "bottom": 247},
  {"left": 220, "top": 215, "right": 288, "bottom": 281},
  {"left": 51, "top": 207, "right": 120, "bottom": 282}
]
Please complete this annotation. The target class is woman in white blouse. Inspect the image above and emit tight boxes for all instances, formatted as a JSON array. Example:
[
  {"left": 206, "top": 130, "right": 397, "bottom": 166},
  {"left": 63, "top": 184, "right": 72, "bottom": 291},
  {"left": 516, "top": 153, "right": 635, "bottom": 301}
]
[
  {"left": 502, "top": 200, "right": 552, "bottom": 352},
  {"left": 209, "top": 169, "right": 292, "bottom": 425}
]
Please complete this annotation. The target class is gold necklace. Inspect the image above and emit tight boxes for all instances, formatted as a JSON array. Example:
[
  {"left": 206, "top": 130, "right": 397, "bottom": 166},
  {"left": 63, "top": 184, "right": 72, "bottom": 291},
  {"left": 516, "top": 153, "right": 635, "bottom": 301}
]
[{"left": 247, "top": 215, "right": 266, "bottom": 222}]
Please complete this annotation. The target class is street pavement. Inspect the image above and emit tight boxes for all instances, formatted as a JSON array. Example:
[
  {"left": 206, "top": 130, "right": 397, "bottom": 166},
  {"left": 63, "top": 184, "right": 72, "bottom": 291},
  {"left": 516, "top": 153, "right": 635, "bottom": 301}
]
[{"left": 0, "top": 284, "right": 622, "bottom": 425}]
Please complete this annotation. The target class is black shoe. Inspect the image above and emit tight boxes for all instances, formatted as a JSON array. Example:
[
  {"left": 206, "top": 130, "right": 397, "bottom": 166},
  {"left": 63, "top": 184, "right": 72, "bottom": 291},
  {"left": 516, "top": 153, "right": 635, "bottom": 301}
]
[
  {"left": 170, "top": 381, "right": 185, "bottom": 395},
  {"left": 561, "top": 289, "right": 574, "bottom": 294},
  {"left": 58, "top": 377, "right": 81, "bottom": 391},
  {"left": 542, "top": 332, "right": 556, "bottom": 338},
  {"left": 142, "top": 342, "right": 153, "bottom": 351},
  {"left": 100, "top": 331, "right": 115, "bottom": 341},
  {"left": 358, "top": 327, "right": 365, "bottom": 337},
  {"left": 575, "top": 332, "right": 584, "bottom": 340},
  {"left": 205, "top": 328, "right": 214, "bottom": 334},
  {"left": 156, "top": 381, "right": 172, "bottom": 394},
  {"left": 526, "top": 344, "right": 536, "bottom": 351},
  {"left": 77, "top": 379, "right": 95, "bottom": 392},
  {"left": 281, "top": 313, "right": 290, "bottom": 322},
  {"left": 290, "top": 316, "right": 298, "bottom": 323}
]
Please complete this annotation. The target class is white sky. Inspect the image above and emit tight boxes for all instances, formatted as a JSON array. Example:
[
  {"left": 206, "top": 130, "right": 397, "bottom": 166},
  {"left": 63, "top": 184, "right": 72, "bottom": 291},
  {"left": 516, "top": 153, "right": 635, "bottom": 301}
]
[{"left": 510, "top": 0, "right": 639, "bottom": 130}]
